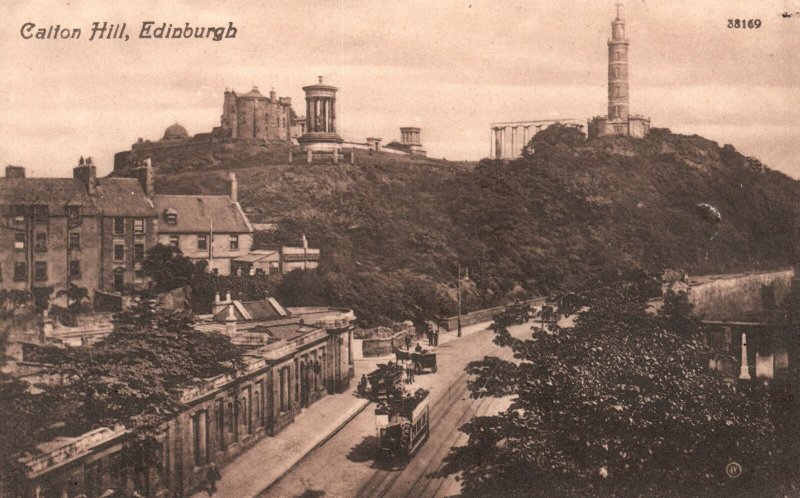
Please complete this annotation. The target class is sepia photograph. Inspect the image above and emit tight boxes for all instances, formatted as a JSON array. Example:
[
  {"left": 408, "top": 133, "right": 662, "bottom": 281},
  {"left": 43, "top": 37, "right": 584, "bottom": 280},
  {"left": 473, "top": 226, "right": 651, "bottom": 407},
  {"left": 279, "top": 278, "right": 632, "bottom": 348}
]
[{"left": 0, "top": 1, "right": 799, "bottom": 496}]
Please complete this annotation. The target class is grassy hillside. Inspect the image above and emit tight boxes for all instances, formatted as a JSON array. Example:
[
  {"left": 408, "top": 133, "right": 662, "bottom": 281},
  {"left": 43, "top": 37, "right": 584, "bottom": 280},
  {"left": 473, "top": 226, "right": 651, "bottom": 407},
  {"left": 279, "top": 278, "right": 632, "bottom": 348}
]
[{"left": 153, "top": 127, "right": 800, "bottom": 325}]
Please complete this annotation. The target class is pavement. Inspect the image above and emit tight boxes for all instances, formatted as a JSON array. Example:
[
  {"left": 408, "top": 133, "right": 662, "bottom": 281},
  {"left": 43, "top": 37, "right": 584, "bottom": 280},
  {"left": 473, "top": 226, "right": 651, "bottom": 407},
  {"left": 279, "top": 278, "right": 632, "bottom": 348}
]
[{"left": 192, "top": 319, "right": 497, "bottom": 498}]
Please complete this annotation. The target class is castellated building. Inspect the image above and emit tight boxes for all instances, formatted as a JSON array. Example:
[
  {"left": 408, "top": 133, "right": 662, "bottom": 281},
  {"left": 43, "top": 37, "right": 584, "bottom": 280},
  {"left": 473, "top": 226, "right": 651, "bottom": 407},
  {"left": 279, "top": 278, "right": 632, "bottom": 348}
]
[
  {"left": 220, "top": 86, "right": 299, "bottom": 142},
  {"left": 587, "top": 3, "right": 650, "bottom": 139},
  {"left": 114, "top": 85, "right": 303, "bottom": 174}
]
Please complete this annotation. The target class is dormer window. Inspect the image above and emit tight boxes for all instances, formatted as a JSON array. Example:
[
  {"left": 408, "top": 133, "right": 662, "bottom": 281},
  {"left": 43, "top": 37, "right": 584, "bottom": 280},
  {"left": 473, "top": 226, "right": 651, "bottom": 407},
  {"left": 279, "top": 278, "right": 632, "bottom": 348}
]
[
  {"left": 66, "top": 205, "right": 81, "bottom": 226},
  {"left": 164, "top": 209, "right": 178, "bottom": 225}
]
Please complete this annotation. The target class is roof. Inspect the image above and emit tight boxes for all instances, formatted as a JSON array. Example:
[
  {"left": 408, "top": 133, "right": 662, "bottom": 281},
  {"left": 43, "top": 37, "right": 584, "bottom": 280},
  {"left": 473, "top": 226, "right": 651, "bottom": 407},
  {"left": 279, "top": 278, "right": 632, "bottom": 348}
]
[
  {"left": 152, "top": 194, "right": 253, "bottom": 234},
  {"left": 241, "top": 86, "right": 265, "bottom": 99},
  {"left": 93, "top": 178, "right": 156, "bottom": 217},
  {"left": 213, "top": 298, "right": 290, "bottom": 323},
  {"left": 163, "top": 122, "right": 189, "bottom": 140},
  {"left": 235, "top": 250, "right": 279, "bottom": 263},
  {"left": 0, "top": 178, "right": 96, "bottom": 216}
]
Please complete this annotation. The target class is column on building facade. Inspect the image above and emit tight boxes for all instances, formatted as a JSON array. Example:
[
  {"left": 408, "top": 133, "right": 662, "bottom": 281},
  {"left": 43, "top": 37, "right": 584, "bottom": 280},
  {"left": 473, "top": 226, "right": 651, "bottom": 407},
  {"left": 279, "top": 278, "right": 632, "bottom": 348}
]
[{"left": 330, "top": 98, "right": 336, "bottom": 132}]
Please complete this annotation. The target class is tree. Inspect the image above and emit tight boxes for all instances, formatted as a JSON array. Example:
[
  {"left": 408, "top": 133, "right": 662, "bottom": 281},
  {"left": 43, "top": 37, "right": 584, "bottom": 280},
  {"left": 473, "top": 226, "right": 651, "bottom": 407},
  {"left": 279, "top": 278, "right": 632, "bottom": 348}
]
[
  {"left": 142, "top": 243, "right": 196, "bottom": 293},
  {"left": 437, "top": 278, "right": 787, "bottom": 497}
]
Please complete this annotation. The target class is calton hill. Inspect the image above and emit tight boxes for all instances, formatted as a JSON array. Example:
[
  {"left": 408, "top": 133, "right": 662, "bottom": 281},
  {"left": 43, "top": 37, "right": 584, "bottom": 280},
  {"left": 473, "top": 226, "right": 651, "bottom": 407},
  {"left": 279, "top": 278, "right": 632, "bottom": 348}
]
[
  {"left": 3, "top": 125, "right": 800, "bottom": 495},
  {"left": 154, "top": 125, "right": 799, "bottom": 326}
]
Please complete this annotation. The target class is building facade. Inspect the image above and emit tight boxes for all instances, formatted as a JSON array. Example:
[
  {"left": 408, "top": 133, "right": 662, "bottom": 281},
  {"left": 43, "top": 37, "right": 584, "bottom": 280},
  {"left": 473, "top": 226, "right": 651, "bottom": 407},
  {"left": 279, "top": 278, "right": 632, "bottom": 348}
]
[
  {"left": 587, "top": 3, "right": 650, "bottom": 139},
  {"left": 219, "top": 86, "right": 299, "bottom": 142},
  {"left": 384, "top": 127, "right": 427, "bottom": 157},
  {"left": 0, "top": 160, "right": 157, "bottom": 298},
  {"left": 14, "top": 305, "right": 356, "bottom": 498},
  {"left": 152, "top": 173, "right": 253, "bottom": 275}
]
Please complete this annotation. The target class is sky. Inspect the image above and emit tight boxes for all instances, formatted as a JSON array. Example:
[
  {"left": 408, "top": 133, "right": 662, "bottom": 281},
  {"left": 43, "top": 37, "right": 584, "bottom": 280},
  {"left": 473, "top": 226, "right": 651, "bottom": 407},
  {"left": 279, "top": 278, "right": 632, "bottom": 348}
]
[{"left": 1, "top": 0, "right": 798, "bottom": 178}]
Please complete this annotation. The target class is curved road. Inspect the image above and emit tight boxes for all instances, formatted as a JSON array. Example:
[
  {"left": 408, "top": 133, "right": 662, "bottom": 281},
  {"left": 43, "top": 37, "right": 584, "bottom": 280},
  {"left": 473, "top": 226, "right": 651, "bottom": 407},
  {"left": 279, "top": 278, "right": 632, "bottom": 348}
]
[{"left": 258, "top": 322, "right": 531, "bottom": 498}]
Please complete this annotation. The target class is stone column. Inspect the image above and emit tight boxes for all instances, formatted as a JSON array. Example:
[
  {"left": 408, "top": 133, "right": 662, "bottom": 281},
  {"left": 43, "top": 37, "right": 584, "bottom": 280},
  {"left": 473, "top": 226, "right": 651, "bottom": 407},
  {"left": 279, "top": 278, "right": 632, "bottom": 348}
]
[
  {"left": 305, "top": 99, "right": 311, "bottom": 132},
  {"left": 489, "top": 128, "right": 494, "bottom": 158},
  {"left": 511, "top": 127, "right": 517, "bottom": 158},
  {"left": 331, "top": 98, "right": 336, "bottom": 132},
  {"left": 739, "top": 332, "right": 751, "bottom": 380}
]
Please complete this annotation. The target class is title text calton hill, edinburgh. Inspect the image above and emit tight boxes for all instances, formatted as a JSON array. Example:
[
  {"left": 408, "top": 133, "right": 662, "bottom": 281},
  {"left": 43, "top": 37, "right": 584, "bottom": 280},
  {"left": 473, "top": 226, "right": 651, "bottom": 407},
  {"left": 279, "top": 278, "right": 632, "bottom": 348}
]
[{"left": 20, "top": 22, "right": 238, "bottom": 41}]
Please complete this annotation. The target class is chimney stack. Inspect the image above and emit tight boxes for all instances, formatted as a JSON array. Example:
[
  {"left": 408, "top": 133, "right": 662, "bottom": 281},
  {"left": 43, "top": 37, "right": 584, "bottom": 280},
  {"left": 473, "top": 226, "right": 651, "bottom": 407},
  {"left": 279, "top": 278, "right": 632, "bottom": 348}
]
[
  {"left": 73, "top": 156, "right": 97, "bottom": 195},
  {"left": 5, "top": 165, "right": 25, "bottom": 178},
  {"left": 270, "top": 88, "right": 277, "bottom": 102},
  {"left": 228, "top": 172, "right": 238, "bottom": 203},
  {"left": 134, "top": 158, "right": 155, "bottom": 198}
]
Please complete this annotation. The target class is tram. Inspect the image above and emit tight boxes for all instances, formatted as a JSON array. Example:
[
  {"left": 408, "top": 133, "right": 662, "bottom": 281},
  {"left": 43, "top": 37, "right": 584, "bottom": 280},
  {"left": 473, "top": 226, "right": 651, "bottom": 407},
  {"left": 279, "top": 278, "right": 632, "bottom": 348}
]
[{"left": 375, "top": 388, "right": 430, "bottom": 468}]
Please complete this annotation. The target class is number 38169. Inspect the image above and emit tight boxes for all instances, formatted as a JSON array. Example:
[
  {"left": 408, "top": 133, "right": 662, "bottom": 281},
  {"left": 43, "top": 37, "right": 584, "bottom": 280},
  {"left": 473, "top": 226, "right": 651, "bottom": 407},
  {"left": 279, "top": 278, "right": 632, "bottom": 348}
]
[{"left": 728, "top": 19, "right": 761, "bottom": 28}]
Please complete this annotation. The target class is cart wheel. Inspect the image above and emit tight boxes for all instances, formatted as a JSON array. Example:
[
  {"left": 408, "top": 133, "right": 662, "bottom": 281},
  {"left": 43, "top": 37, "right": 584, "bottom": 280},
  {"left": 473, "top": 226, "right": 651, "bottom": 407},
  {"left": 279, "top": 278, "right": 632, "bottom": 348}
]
[{"left": 432, "top": 366, "right": 437, "bottom": 373}]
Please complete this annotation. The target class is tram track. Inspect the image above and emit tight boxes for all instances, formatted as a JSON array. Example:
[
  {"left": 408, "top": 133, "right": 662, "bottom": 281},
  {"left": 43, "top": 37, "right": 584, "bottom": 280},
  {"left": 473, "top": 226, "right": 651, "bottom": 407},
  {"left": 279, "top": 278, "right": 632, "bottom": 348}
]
[{"left": 354, "top": 339, "right": 507, "bottom": 498}]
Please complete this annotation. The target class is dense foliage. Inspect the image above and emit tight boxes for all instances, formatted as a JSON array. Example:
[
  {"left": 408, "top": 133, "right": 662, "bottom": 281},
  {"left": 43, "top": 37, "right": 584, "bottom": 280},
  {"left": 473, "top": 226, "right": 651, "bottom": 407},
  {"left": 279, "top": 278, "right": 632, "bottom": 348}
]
[
  {"left": 156, "top": 127, "right": 799, "bottom": 325},
  {"left": 0, "top": 301, "right": 246, "bottom": 481},
  {"left": 436, "top": 280, "right": 792, "bottom": 497}
]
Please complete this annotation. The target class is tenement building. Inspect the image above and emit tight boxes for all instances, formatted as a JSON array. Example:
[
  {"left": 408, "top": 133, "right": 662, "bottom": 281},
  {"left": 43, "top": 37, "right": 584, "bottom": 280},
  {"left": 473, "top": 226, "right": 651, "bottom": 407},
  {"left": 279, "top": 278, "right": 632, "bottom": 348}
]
[
  {"left": 14, "top": 301, "right": 356, "bottom": 498},
  {"left": 587, "top": 3, "right": 650, "bottom": 139},
  {"left": 152, "top": 172, "right": 253, "bottom": 275},
  {"left": 0, "top": 159, "right": 157, "bottom": 297}
]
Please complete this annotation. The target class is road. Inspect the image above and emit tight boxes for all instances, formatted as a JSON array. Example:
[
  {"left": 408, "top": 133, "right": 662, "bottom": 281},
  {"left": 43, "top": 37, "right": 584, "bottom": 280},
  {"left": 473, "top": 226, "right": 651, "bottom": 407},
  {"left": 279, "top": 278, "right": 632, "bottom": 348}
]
[{"left": 258, "top": 322, "right": 533, "bottom": 498}]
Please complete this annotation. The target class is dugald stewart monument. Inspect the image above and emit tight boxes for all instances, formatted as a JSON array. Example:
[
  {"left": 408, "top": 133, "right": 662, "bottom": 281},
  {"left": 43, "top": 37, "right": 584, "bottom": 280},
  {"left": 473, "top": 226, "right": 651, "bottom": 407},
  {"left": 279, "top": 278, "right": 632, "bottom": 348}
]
[{"left": 1, "top": 1, "right": 799, "bottom": 498}]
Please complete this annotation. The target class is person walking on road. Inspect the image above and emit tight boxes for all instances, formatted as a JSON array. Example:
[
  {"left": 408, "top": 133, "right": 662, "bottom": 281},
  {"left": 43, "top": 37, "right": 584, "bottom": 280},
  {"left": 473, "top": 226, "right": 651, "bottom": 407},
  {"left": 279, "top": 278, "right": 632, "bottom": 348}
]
[
  {"left": 206, "top": 462, "right": 221, "bottom": 496},
  {"left": 404, "top": 334, "right": 412, "bottom": 350}
]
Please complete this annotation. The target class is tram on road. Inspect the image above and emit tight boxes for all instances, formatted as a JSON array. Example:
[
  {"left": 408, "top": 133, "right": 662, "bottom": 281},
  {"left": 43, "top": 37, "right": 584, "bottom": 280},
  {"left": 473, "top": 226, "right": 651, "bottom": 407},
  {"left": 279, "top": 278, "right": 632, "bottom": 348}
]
[{"left": 375, "top": 388, "right": 430, "bottom": 468}]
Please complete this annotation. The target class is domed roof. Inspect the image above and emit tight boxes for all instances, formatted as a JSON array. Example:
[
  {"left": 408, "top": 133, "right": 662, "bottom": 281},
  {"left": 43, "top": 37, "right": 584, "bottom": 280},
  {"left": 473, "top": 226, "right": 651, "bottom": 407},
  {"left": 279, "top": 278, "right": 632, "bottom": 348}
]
[{"left": 163, "top": 122, "right": 189, "bottom": 140}]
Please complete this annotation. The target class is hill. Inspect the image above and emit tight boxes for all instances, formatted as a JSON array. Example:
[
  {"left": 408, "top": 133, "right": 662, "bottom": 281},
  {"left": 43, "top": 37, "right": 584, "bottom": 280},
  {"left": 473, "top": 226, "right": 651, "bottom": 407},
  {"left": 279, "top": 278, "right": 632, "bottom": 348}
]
[{"left": 153, "top": 127, "right": 800, "bottom": 325}]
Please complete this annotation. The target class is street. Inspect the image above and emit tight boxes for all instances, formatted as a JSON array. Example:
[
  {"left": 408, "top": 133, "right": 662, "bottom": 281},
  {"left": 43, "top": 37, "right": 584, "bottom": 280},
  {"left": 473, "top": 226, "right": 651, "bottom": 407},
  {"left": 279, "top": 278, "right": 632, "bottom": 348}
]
[{"left": 258, "top": 322, "right": 532, "bottom": 498}]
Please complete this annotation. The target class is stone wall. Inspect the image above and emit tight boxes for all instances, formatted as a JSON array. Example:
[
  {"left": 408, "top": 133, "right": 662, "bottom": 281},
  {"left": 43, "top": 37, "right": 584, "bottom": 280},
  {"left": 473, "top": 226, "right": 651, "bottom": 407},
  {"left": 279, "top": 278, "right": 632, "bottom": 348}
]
[
  {"left": 688, "top": 269, "right": 794, "bottom": 320},
  {"left": 436, "top": 298, "right": 544, "bottom": 331},
  {"left": 361, "top": 330, "right": 408, "bottom": 358}
]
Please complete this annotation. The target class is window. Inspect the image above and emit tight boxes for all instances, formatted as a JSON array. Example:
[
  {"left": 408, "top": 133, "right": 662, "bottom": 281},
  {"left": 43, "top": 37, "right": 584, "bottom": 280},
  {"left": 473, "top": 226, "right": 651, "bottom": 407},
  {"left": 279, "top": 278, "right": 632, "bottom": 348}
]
[
  {"left": 216, "top": 399, "right": 225, "bottom": 449},
  {"left": 114, "top": 244, "right": 125, "bottom": 261},
  {"left": 34, "top": 261, "right": 47, "bottom": 282},
  {"left": 14, "top": 232, "right": 25, "bottom": 250},
  {"left": 69, "top": 232, "right": 80, "bottom": 251},
  {"left": 32, "top": 205, "right": 48, "bottom": 224},
  {"left": 169, "top": 235, "right": 179, "bottom": 248},
  {"left": 280, "top": 367, "right": 289, "bottom": 412},
  {"left": 11, "top": 205, "right": 25, "bottom": 224},
  {"left": 134, "top": 243, "right": 145, "bottom": 262},
  {"left": 69, "top": 260, "right": 81, "bottom": 278},
  {"left": 113, "top": 217, "right": 125, "bottom": 235},
  {"left": 166, "top": 213, "right": 177, "bottom": 225},
  {"left": 192, "top": 411, "right": 208, "bottom": 467},
  {"left": 197, "top": 235, "right": 208, "bottom": 251},
  {"left": 135, "top": 269, "right": 144, "bottom": 282},
  {"left": 229, "top": 235, "right": 239, "bottom": 251},
  {"left": 34, "top": 232, "right": 47, "bottom": 252},
  {"left": 134, "top": 218, "right": 145, "bottom": 234},
  {"left": 66, "top": 206, "right": 80, "bottom": 226},
  {"left": 13, "top": 262, "right": 26, "bottom": 282}
]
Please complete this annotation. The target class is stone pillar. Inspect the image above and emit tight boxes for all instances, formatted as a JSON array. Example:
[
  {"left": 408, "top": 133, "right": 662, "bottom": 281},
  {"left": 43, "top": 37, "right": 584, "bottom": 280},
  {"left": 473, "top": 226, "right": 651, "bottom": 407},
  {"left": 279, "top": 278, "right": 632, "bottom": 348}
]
[
  {"left": 288, "top": 149, "right": 293, "bottom": 164},
  {"left": 307, "top": 148, "right": 313, "bottom": 164},
  {"left": 739, "top": 332, "right": 751, "bottom": 380},
  {"left": 305, "top": 99, "right": 311, "bottom": 132},
  {"left": 489, "top": 128, "right": 494, "bottom": 158},
  {"left": 333, "top": 148, "right": 339, "bottom": 164},
  {"left": 331, "top": 98, "right": 336, "bottom": 132},
  {"left": 512, "top": 127, "right": 517, "bottom": 158}
]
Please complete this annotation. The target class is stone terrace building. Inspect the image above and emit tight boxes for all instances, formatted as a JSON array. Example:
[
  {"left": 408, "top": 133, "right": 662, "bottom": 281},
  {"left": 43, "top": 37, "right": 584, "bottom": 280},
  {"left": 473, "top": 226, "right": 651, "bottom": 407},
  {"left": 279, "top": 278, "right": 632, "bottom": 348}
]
[
  {"left": 0, "top": 159, "right": 157, "bottom": 297},
  {"left": 152, "top": 173, "right": 253, "bottom": 275},
  {"left": 14, "top": 304, "right": 356, "bottom": 498}
]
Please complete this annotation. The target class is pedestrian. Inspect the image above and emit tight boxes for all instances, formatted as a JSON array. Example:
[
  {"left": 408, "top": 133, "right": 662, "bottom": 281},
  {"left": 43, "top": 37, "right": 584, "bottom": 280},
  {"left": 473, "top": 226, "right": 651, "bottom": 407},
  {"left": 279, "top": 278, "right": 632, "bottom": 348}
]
[
  {"left": 206, "top": 462, "right": 221, "bottom": 496},
  {"left": 404, "top": 334, "right": 412, "bottom": 350},
  {"left": 415, "top": 342, "right": 423, "bottom": 353},
  {"left": 433, "top": 329, "right": 439, "bottom": 346},
  {"left": 358, "top": 374, "right": 368, "bottom": 397}
]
